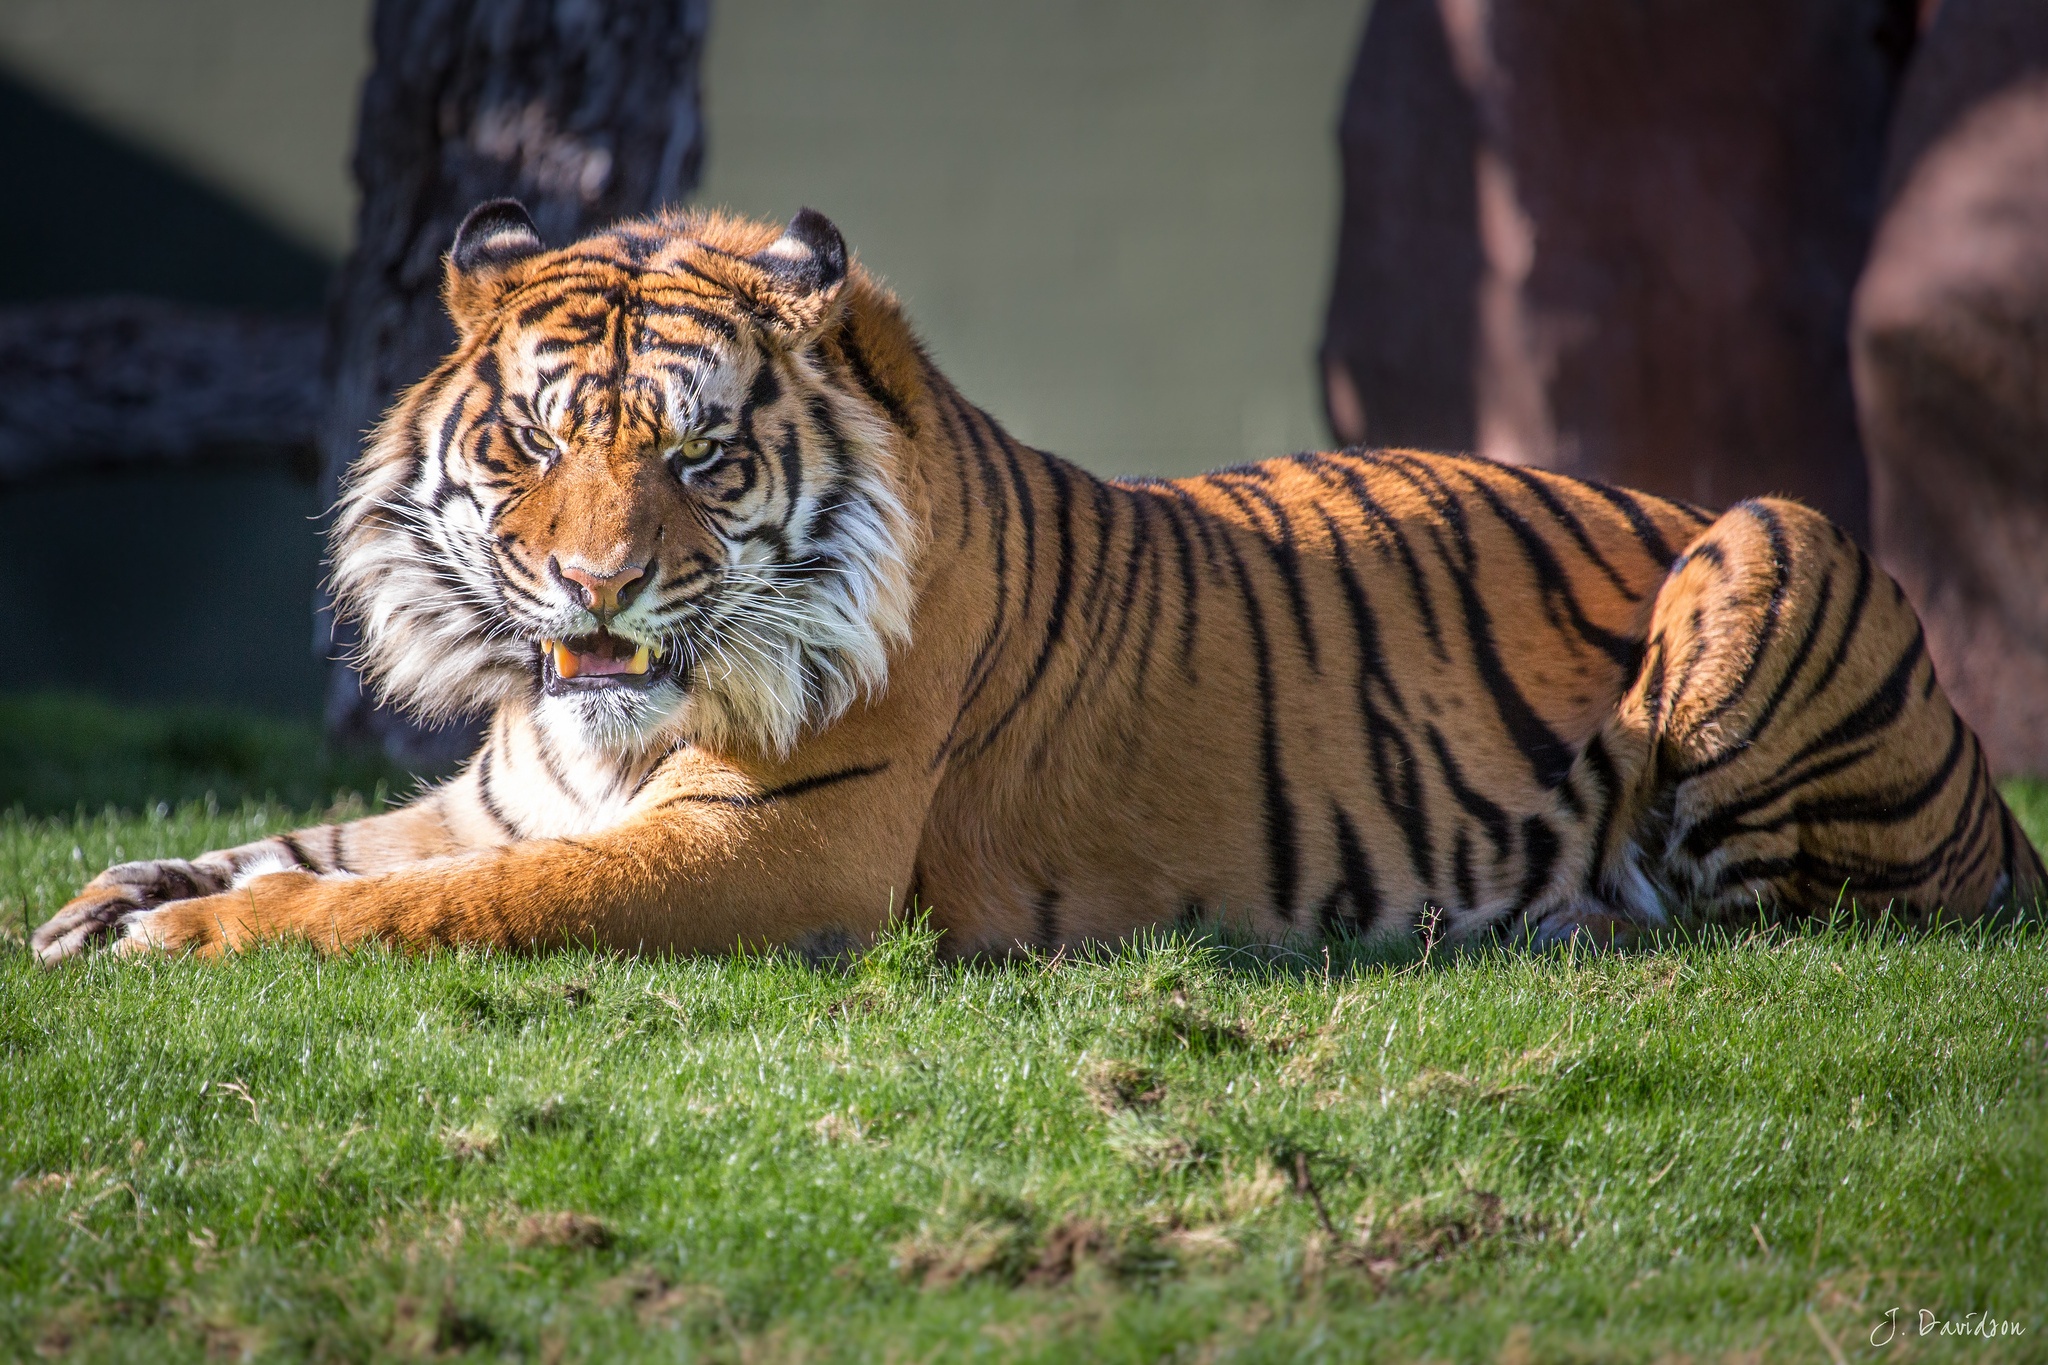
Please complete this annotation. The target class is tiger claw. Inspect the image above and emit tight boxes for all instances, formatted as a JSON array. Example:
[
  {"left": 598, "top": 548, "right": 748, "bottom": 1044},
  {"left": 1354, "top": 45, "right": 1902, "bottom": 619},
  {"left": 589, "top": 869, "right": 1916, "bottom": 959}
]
[{"left": 30, "top": 890, "right": 149, "bottom": 966}]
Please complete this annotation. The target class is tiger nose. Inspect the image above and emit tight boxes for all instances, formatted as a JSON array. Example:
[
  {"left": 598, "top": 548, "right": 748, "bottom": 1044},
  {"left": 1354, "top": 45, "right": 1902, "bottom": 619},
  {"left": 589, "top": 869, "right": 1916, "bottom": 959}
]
[{"left": 553, "top": 559, "right": 647, "bottom": 622}]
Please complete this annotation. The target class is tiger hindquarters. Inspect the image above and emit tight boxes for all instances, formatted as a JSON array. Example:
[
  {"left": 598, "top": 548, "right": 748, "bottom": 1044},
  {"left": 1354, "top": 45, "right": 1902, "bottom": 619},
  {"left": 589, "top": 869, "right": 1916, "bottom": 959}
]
[{"left": 1592, "top": 497, "right": 2045, "bottom": 933}]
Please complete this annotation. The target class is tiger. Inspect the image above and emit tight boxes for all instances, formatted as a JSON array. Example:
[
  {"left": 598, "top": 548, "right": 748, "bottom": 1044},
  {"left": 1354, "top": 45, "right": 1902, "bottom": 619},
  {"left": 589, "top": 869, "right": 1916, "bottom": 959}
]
[{"left": 31, "top": 202, "right": 2044, "bottom": 966}]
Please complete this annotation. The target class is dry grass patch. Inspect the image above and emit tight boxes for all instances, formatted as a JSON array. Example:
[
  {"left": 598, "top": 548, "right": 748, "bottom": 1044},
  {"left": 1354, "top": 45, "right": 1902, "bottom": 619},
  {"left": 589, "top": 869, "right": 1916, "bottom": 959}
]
[
  {"left": 1078, "top": 1058, "right": 1164, "bottom": 1114},
  {"left": 513, "top": 1211, "right": 614, "bottom": 1251},
  {"left": 437, "top": 1123, "right": 501, "bottom": 1163}
]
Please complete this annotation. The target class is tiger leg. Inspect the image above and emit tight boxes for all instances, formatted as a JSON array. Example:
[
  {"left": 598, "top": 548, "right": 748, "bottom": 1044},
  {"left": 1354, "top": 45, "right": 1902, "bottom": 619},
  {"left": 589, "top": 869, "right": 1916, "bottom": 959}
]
[
  {"left": 30, "top": 797, "right": 476, "bottom": 965},
  {"left": 1596, "top": 497, "right": 2045, "bottom": 929},
  {"left": 103, "top": 682, "right": 950, "bottom": 959},
  {"left": 107, "top": 760, "right": 923, "bottom": 959}
]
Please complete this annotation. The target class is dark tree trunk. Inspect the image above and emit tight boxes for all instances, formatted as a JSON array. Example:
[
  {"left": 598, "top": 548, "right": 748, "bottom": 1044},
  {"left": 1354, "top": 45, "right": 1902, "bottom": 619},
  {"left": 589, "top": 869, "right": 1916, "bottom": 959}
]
[
  {"left": 1323, "top": 0, "right": 1916, "bottom": 542},
  {"left": 320, "top": 0, "right": 709, "bottom": 768},
  {"left": 1319, "top": 0, "right": 1481, "bottom": 457}
]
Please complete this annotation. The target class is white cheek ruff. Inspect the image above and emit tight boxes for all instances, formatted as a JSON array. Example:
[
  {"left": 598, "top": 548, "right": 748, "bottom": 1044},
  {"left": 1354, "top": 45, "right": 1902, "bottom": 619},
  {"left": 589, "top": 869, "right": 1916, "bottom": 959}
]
[{"left": 329, "top": 412, "right": 543, "bottom": 726}]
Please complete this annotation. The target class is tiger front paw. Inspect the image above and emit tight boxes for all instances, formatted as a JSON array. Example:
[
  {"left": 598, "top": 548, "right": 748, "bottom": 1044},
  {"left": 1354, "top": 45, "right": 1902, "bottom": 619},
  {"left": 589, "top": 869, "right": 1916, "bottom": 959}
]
[
  {"left": 112, "top": 871, "right": 328, "bottom": 960},
  {"left": 111, "top": 897, "right": 234, "bottom": 959},
  {"left": 30, "top": 858, "right": 227, "bottom": 966}
]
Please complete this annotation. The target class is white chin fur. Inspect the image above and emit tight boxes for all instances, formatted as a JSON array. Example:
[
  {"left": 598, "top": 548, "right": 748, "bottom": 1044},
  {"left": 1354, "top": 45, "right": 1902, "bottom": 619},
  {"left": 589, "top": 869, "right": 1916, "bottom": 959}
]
[{"left": 536, "top": 679, "right": 692, "bottom": 757}]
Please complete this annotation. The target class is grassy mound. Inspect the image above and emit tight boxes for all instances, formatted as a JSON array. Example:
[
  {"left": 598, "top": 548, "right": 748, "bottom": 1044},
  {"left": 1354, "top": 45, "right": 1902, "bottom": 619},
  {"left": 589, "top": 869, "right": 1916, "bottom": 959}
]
[{"left": 2, "top": 696, "right": 2044, "bottom": 1361}]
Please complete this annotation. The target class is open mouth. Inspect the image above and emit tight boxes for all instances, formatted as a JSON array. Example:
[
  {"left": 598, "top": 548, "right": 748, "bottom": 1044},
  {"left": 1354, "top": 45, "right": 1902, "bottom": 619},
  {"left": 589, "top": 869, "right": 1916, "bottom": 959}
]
[{"left": 540, "top": 631, "right": 675, "bottom": 691}]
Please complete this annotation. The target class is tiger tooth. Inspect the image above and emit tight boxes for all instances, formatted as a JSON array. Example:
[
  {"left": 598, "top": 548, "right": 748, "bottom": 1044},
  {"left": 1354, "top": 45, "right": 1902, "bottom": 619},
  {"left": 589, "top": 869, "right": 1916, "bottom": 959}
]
[
  {"left": 626, "top": 644, "right": 652, "bottom": 675},
  {"left": 552, "top": 642, "right": 579, "bottom": 679}
]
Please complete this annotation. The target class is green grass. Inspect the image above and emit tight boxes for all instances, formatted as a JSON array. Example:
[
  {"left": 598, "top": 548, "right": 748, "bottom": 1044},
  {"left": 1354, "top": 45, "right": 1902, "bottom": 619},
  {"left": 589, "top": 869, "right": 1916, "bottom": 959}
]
[
  {"left": 0, "top": 693, "right": 412, "bottom": 818},
  {"left": 4, "top": 696, "right": 2047, "bottom": 1362}
]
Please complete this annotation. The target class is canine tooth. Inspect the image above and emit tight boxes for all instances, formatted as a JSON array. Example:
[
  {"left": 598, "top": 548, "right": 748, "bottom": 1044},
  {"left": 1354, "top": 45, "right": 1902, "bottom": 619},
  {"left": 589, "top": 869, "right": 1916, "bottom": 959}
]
[
  {"left": 553, "top": 642, "right": 579, "bottom": 679},
  {"left": 627, "top": 644, "right": 652, "bottom": 675}
]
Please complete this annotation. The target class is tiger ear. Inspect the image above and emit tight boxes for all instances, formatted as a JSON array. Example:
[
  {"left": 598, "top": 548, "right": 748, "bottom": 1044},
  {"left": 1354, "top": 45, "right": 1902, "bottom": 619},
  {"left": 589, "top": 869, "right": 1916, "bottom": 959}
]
[
  {"left": 444, "top": 199, "right": 545, "bottom": 331},
  {"left": 741, "top": 208, "right": 848, "bottom": 335}
]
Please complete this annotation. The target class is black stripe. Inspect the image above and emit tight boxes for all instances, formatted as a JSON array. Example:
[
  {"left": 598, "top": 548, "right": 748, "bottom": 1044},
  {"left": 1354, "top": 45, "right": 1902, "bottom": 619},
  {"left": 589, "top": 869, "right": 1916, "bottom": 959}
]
[
  {"left": 1054, "top": 477, "right": 1125, "bottom": 709},
  {"left": 1671, "top": 502, "right": 1793, "bottom": 743},
  {"left": 474, "top": 738, "right": 519, "bottom": 839},
  {"left": 1034, "top": 888, "right": 1061, "bottom": 950},
  {"left": 1779, "top": 629, "right": 1927, "bottom": 774},
  {"left": 1060, "top": 484, "right": 1154, "bottom": 716},
  {"left": 1580, "top": 734, "right": 1620, "bottom": 892},
  {"left": 1302, "top": 451, "right": 1447, "bottom": 662},
  {"left": 651, "top": 301, "right": 739, "bottom": 341},
  {"left": 1329, "top": 805, "right": 1382, "bottom": 933},
  {"left": 1710, "top": 832, "right": 1966, "bottom": 903},
  {"left": 933, "top": 396, "right": 1016, "bottom": 764},
  {"left": 1202, "top": 470, "right": 1322, "bottom": 671},
  {"left": 1804, "top": 549, "right": 1874, "bottom": 705},
  {"left": 1637, "top": 637, "right": 1670, "bottom": 755},
  {"left": 1454, "top": 468, "right": 1639, "bottom": 668},
  {"left": 1126, "top": 496, "right": 1168, "bottom": 700},
  {"left": 1147, "top": 488, "right": 1203, "bottom": 681},
  {"left": 663, "top": 761, "right": 891, "bottom": 810},
  {"left": 1726, "top": 711, "right": 1968, "bottom": 840},
  {"left": 1428, "top": 727, "right": 1512, "bottom": 862},
  {"left": 327, "top": 824, "right": 354, "bottom": 876},
  {"left": 527, "top": 716, "right": 581, "bottom": 804},
  {"left": 276, "top": 833, "right": 321, "bottom": 872},
  {"left": 1516, "top": 816, "right": 1560, "bottom": 909},
  {"left": 1680, "top": 742, "right": 1886, "bottom": 861},
  {"left": 969, "top": 447, "right": 1078, "bottom": 757},
  {"left": 1675, "top": 563, "right": 1838, "bottom": 783},
  {"left": 1214, "top": 531, "right": 1300, "bottom": 922},
  {"left": 1557, "top": 771, "right": 1586, "bottom": 819},
  {"left": 1481, "top": 460, "right": 1645, "bottom": 601},
  {"left": 1575, "top": 477, "right": 1706, "bottom": 569},
  {"left": 837, "top": 327, "right": 914, "bottom": 432},
  {"left": 1317, "top": 505, "right": 1434, "bottom": 887},
  {"left": 1377, "top": 455, "right": 1576, "bottom": 788}
]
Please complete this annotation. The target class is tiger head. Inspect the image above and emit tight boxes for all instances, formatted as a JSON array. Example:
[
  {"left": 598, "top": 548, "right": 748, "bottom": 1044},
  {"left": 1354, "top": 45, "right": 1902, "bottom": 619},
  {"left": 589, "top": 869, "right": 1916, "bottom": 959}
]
[{"left": 329, "top": 203, "right": 920, "bottom": 758}]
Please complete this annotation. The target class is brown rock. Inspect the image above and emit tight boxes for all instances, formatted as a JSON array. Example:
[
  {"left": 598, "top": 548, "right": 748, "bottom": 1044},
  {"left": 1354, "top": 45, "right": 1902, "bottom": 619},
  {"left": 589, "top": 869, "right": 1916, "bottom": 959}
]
[{"left": 1852, "top": 0, "right": 2048, "bottom": 777}]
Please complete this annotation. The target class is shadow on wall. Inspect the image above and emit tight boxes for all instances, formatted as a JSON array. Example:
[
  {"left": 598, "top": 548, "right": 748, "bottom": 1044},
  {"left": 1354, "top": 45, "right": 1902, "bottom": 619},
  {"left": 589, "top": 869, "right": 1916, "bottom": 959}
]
[{"left": 0, "top": 73, "right": 332, "bottom": 717}]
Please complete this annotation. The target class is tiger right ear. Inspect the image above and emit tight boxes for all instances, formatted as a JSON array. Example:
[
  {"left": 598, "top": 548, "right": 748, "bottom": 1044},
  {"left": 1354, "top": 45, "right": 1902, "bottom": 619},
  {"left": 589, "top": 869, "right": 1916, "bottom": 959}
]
[
  {"left": 740, "top": 208, "right": 849, "bottom": 335},
  {"left": 444, "top": 199, "right": 545, "bottom": 327}
]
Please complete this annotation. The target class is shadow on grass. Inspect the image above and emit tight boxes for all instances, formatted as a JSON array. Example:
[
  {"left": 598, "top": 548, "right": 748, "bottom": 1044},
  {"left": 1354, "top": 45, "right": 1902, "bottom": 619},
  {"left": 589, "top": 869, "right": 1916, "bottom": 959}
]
[{"left": 897, "top": 890, "right": 2048, "bottom": 995}]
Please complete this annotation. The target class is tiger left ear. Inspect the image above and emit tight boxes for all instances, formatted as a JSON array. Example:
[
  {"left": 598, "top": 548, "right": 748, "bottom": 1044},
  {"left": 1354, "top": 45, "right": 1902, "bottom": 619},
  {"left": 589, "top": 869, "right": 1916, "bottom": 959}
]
[
  {"left": 743, "top": 208, "right": 848, "bottom": 334},
  {"left": 443, "top": 199, "right": 545, "bottom": 330}
]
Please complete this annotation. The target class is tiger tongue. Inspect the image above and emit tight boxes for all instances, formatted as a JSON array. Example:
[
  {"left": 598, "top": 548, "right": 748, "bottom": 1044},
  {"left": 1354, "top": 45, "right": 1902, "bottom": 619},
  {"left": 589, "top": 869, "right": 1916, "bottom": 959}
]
[{"left": 550, "top": 638, "right": 654, "bottom": 679}]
